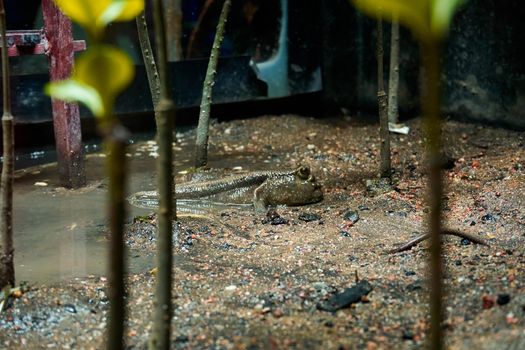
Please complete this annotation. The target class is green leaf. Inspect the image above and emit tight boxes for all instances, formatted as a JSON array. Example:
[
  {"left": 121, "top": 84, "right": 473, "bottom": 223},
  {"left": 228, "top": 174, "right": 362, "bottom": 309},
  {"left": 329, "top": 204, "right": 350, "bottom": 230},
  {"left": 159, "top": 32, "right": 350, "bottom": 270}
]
[
  {"left": 100, "top": 0, "right": 145, "bottom": 25},
  {"left": 45, "top": 80, "right": 105, "bottom": 117},
  {"left": 431, "top": 0, "right": 465, "bottom": 37},
  {"left": 53, "top": 0, "right": 110, "bottom": 37},
  {"left": 352, "top": 0, "right": 430, "bottom": 39},
  {"left": 45, "top": 46, "right": 135, "bottom": 118},
  {"left": 74, "top": 46, "right": 135, "bottom": 109},
  {"left": 351, "top": 0, "right": 466, "bottom": 41},
  {"left": 53, "top": 0, "right": 144, "bottom": 38}
]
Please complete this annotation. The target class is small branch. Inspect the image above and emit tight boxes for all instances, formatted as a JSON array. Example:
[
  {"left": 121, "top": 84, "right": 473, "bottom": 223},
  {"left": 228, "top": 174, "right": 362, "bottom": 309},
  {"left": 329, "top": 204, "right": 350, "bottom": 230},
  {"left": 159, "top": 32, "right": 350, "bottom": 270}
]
[
  {"left": 194, "top": 0, "right": 231, "bottom": 168},
  {"left": 164, "top": 0, "right": 183, "bottom": 61},
  {"left": 377, "top": 18, "right": 391, "bottom": 178},
  {"left": 150, "top": 0, "right": 176, "bottom": 349},
  {"left": 0, "top": 0, "right": 15, "bottom": 289},
  {"left": 387, "top": 19, "right": 400, "bottom": 124},
  {"left": 387, "top": 230, "right": 489, "bottom": 254},
  {"left": 105, "top": 123, "right": 128, "bottom": 350},
  {"left": 136, "top": 11, "right": 161, "bottom": 110}
]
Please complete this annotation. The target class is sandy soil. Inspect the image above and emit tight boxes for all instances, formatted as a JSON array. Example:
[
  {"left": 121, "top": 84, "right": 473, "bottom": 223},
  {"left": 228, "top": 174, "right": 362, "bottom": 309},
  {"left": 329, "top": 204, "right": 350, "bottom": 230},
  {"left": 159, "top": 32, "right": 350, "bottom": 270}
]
[{"left": 1, "top": 115, "right": 524, "bottom": 349}]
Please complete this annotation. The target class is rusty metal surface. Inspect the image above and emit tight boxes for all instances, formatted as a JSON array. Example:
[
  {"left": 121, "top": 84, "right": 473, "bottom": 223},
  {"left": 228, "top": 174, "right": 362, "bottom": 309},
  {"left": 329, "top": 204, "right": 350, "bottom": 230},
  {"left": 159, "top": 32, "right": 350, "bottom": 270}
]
[{"left": 41, "top": 0, "right": 85, "bottom": 188}]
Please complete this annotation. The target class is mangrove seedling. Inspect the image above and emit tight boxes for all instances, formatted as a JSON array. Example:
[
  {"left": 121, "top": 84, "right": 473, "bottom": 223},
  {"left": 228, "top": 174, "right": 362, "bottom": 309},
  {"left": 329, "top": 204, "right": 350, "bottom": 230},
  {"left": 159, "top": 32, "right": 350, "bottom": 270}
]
[
  {"left": 194, "top": 0, "right": 232, "bottom": 168},
  {"left": 376, "top": 18, "right": 392, "bottom": 178},
  {"left": 45, "top": 1, "right": 144, "bottom": 348},
  {"left": 351, "top": 0, "right": 466, "bottom": 349},
  {"left": 0, "top": 0, "right": 14, "bottom": 291},
  {"left": 149, "top": 0, "right": 177, "bottom": 349}
]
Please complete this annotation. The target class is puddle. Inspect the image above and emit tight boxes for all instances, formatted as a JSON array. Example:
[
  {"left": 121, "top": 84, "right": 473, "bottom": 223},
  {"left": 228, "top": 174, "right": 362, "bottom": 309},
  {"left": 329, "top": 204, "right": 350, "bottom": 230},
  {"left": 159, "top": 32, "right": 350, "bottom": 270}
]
[{"left": 12, "top": 130, "right": 272, "bottom": 284}]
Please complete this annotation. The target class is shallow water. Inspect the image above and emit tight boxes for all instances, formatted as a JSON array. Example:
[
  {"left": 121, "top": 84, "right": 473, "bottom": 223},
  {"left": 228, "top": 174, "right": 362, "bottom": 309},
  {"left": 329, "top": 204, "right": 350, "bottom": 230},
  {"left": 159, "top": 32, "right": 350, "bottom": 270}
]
[{"left": 12, "top": 130, "right": 276, "bottom": 284}]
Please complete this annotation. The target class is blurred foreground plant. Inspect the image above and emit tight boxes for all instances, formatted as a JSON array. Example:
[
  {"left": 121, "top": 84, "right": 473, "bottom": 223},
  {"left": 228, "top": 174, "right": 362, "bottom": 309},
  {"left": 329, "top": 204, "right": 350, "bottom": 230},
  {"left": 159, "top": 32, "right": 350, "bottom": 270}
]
[
  {"left": 0, "top": 0, "right": 14, "bottom": 291},
  {"left": 350, "top": 1, "right": 465, "bottom": 349},
  {"left": 45, "top": 1, "right": 144, "bottom": 348}
]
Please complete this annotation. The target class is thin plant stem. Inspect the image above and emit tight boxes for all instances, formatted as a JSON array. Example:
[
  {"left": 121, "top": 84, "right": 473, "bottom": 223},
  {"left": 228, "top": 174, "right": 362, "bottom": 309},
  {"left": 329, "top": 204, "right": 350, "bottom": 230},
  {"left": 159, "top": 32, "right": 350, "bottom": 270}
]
[
  {"left": 105, "top": 122, "right": 128, "bottom": 350},
  {"left": 388, "top": 19, "right": 400, "bottom": 124},
  {"left": 0, "top": 0, "right": 15, "bottom": 289},
  {"left": 377, "top": 18, "right": 391, "bottom": 178},
  {"left": 421, "top": 40, "right": 444, "bottom": 350},
  {"left": 150, "top": 0, "right": 176, "bottom": 348},
  {"left": 194, "top": 0, "right": 231, "bottom": 168},
  {"left": 136, "top": 11, "right": 161, "bottom": 110}
]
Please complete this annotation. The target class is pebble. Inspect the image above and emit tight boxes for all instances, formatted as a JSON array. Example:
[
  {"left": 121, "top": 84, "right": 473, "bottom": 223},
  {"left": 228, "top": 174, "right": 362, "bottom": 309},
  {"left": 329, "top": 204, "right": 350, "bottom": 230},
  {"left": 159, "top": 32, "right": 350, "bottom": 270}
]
[
  {"left": 298, "top": 213, "right": 321, "bottom": 222},
  {"left": 460, "top": 238, "right": 471, "bottom": 246},
  {"left": 224, "top": 285, "right": 237, "bottom": 292},
  {"left": 482, "top": 295, "right": 495, "bottom": 309},
  {"left": 497, "top": 294, "right": 511, "bottom": 306},
  {"left": 34, "top": 182, "right": 48, "bottom": 187},
  {"left": 343, "top": 210, "right": 359, "bottom": 224},
  {"left": 481, "top": 213, "right": 497, "bottom": 223},
  {"left": 340, "top": 230, "right": 350, "bottom": 237},
  {"left": 262, "top": 209, "right": 288, "bottom": 225},
  {"left": 63, "top": 304, "right": 77, "bottom": 314}
]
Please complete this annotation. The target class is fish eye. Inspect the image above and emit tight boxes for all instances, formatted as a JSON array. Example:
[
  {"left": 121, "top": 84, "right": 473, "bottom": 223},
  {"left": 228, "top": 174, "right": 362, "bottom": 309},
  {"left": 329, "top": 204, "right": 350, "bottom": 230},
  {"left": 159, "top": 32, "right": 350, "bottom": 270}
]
[{"left": 297, "top": 166, "right": 310, "bottom": 179}]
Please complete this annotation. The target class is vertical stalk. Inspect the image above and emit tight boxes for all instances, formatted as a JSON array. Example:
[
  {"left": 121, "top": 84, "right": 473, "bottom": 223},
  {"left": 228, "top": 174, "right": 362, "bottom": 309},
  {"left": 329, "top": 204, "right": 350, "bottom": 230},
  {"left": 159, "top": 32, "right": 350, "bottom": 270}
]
[
  {"left": 194, "top": 0, "right": 231, "bottom": 168},
  {"left": 164, "top": 0, "right": 183, "bottom": 61},
  {"left": 421, "top": 41, "right": 444, "bottom": 350},
  {"left": 150, "top": 0, "right": 175, "bottom": 348},
  {"left": 105, "top": 122, "right": 128, "bottom": 350},
  {"left": 377, "top": 19, "right": 391, "bottom": 178},
  {"left": 136, "top": 11, "right": 161, "bottom": 111},
  {"left": 0, "top": 0, "right": 14, "bottom": 289},
  {"left": 388, "top": 19, "right": 400, "bottom": 124}
]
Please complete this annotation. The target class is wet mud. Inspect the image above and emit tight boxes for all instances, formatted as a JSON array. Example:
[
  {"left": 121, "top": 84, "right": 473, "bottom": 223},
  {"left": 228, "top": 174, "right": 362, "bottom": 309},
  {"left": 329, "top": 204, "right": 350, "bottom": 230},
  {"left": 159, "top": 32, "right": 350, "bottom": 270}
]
[{"left": 1, "top": 115, "right": 524, "bottom": 349}]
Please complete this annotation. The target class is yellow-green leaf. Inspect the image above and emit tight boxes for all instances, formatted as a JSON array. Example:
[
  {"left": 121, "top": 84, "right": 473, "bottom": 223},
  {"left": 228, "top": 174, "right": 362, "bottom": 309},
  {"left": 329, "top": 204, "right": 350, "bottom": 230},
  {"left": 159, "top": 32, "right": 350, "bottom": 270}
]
[
  {"left": 45, "top": 46, "right": 135, "bottom": 117},
  {"left": 431, "top": 0, "right": 465, "bottom": 37},
  {"left": 53, "top": 0, "right": 144, "bottom": 38},
  {"left": 100, "top": 0, "right": 145, "bottom": 25},
  {"left": 53, "top": 0, "right": 111, "bottom": 36},
  {"left": 351, "top": 0, "right": 431, "bottom": 40},
  {"left": 45, "top": 79, "right": 104, "bottom": 117},
  {"left": 351, "top": 0, "right": 465, "bottom": 41},
  {"left": 74, "top": 45, "right": 135, "bottom": 115}
]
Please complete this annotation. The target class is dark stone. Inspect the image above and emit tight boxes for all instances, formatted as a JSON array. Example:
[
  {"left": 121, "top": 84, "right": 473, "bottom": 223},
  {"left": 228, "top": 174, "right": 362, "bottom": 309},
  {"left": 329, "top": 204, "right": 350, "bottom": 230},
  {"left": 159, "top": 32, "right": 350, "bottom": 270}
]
[
  {"left": 402, "top": 329, "right": 414, "bottom": 340},
  {"left": 481, "top": 213, "right": 497, "bottom": 223},
  {"left": 298, "top": 213, "right": 321, "bottom": 222},
  {"left": 343, "top": 210, "right": 359, "bottom": 224},
  {"left": 324, "top": 320, "right": 334, "bottom": 328},
  {"left": 441, "top": 154, "right": 457, "bottom": 170},
  {"left": 358, "top": 205, "right": 370, "bottom": 211},
  {"left": 461, "top": 238, "right": 471, "bottom": 246},
  {"left": 455, "top": 260, "right": 463, "bottom": 266},
  {"left": 340, "top": 230, "right": 351, "bottom": 237},
  {"left": 497, "top": 293, "right": 511, "bottom": 306},
  {"left": 316, "top": 280, "right": 373, "bottom": 312},
  {"left": 262, "top": 209, "right": 289, "bottom": 225},
  {"left": 175, "top": 335, "right": 189, "bottom": 343},
  {"left": 404, "top": 270, "right": 416, "bottom": 277},
  {"left": 406, "top": 282, "right": 422, "bottom": 292}
]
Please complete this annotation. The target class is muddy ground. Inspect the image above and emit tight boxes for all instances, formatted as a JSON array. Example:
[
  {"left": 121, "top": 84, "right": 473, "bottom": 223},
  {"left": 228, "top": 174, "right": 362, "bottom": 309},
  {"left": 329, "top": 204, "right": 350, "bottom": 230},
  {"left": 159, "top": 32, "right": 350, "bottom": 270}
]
[{"left": 1, "top": 114, "right": 524, "bottom": 349}]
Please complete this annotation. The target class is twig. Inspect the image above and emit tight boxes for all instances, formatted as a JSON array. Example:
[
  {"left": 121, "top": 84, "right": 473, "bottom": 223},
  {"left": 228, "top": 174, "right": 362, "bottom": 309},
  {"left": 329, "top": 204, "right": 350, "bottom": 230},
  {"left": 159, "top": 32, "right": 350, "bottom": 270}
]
[{"left": 387, "top": 229, "right": 489, "bottom": 254}]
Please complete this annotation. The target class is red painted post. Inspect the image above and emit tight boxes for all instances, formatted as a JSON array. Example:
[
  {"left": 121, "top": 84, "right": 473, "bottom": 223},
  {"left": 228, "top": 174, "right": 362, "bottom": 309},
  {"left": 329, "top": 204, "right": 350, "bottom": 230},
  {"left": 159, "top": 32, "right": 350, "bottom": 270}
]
[{"left": 42, "top": 0, "right": 85, "bottom": 188}]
